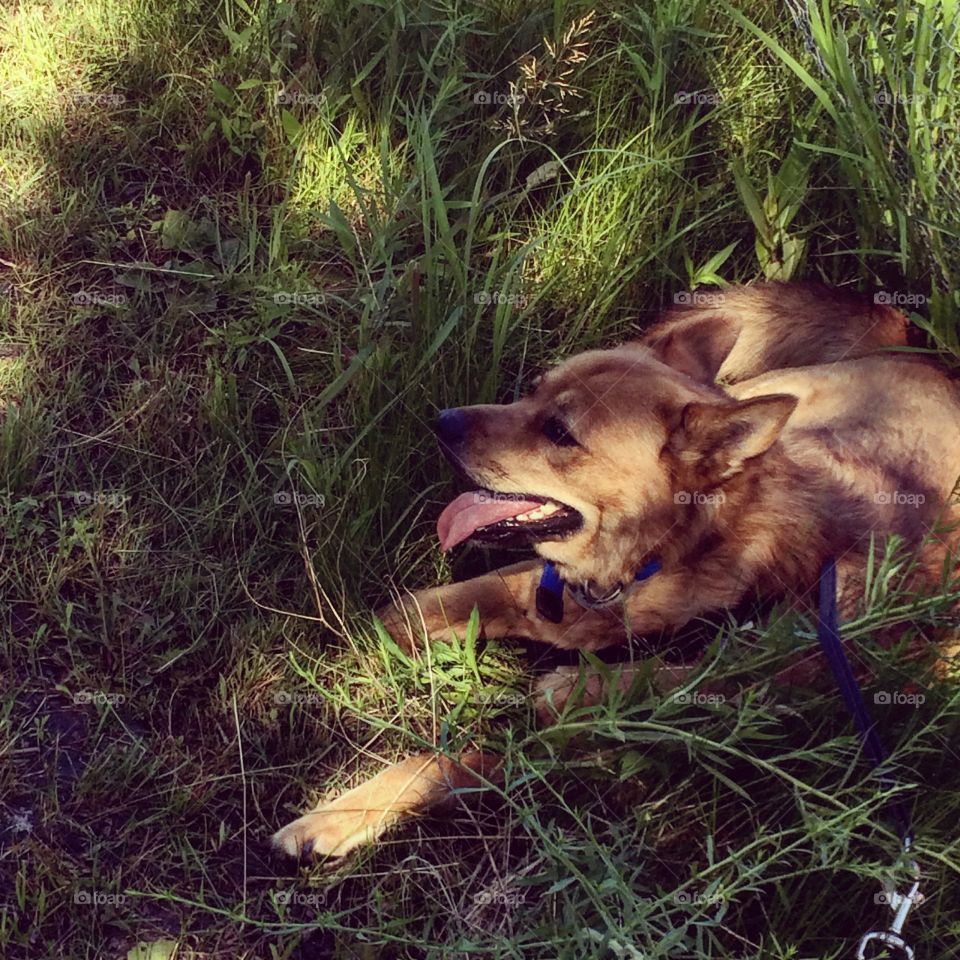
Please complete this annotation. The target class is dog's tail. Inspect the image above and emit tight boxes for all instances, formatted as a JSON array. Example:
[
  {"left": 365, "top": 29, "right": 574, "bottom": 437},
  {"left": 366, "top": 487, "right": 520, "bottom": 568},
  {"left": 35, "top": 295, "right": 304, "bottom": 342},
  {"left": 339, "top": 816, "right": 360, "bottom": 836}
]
[{"left": 641, "top": 282, "right": 908, "bottom": 385}]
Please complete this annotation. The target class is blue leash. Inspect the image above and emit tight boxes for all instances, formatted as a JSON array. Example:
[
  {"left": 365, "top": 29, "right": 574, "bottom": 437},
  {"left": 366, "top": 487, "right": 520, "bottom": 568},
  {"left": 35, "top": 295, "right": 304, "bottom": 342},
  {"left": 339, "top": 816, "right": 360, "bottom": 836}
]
[
  {"left": 538, "top": 553, "right": 913, "bottom": 847},
  {"left": 818, "top": 557, "right": 922, "bottom": 958},
  {"left": 537, "top": 554, "right": 922, "bottom": 954},
  {"left": 541, "top": 555, "right": 914, "bottom": 840},
  {"left": 816, "top": 557, "right": 913, "bottom": 845}
]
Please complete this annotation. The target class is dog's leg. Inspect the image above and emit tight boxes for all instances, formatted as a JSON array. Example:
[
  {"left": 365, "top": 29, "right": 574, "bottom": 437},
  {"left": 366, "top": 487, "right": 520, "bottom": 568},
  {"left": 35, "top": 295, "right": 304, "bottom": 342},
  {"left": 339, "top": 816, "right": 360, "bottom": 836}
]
[
  {"left": 378, "top": 560, "right": 544, "bottom": 651},
  {"left": 378, "top": 559, "right": 672, "bottom": 652},
  {"left": 381, "top": 560, "right": 755, "bottom": 652},
  {"left": 273, "top": 661, "right": 703, "bottom": 859},
  {"left": 271, "top": 749, "right": 499, "bottom": 859}
]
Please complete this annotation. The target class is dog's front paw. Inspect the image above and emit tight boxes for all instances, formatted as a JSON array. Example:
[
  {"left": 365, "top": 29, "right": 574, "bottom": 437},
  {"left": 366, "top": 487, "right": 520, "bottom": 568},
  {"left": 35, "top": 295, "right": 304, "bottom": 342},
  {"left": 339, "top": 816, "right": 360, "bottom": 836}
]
[
  {"left": 374, "top": 603, "right": 415, "bottom": 646},
  {"left": 374, "top": 599, "right": 445, "bottom": 654},
  {"left": 271, "top": 804, "right": 388, "bottom": 860},
  {"left": 272, "top": 751, "right": 494, "bottom": 859},
  {"left": 271, "top": 756, "right": 431, "bottom": 859},
  {"left": 533, "top": 661, "right": 699, "bottom": 725}
]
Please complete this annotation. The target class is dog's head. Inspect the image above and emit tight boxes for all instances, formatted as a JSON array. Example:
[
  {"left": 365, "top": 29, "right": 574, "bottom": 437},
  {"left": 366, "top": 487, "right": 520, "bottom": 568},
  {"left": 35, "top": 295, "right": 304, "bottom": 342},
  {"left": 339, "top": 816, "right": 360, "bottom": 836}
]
[{"left": 435, "top": 344, "right": 797, "bottom": 590}]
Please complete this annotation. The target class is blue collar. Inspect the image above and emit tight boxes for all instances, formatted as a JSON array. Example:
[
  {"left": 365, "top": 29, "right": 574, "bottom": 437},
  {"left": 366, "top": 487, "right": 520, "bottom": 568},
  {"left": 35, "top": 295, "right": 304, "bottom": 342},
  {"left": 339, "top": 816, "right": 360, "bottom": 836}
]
[{"left": 535, "top": 557, "right": 662, "bottom": 623}]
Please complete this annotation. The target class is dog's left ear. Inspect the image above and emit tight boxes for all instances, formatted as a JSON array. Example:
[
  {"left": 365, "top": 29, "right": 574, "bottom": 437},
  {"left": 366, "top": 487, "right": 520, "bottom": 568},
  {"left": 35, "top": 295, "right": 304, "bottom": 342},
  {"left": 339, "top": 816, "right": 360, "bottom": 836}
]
[
  {"left": 668, "top": 393, "right": 798, "bottom": 481},
  {"left": 639, "top": 313, "right": 741, "bottom": 384}
]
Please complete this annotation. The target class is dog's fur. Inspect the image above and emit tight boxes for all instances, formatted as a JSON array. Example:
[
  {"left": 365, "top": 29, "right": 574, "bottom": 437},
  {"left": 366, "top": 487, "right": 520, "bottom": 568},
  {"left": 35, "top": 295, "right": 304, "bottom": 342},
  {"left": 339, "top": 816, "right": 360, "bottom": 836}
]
[{"left": 273, "top": 282, "right": 960, "bottom": 859}]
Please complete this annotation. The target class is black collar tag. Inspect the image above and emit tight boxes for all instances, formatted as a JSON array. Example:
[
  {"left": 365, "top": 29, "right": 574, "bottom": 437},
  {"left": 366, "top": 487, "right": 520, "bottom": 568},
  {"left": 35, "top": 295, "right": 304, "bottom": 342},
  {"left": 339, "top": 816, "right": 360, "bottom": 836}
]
[
  {"left": 536, "top": 558, "right": 662, "bottom": 623},
  {"left": 535, "top": 561, "right": 566, "bottom": 623}
]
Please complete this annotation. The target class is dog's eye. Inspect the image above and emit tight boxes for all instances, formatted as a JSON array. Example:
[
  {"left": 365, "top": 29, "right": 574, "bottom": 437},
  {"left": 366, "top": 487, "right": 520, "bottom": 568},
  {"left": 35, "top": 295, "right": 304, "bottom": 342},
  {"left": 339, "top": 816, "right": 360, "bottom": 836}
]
[{"left": 542, "top": 416, "right": 578, "bottom": 447}]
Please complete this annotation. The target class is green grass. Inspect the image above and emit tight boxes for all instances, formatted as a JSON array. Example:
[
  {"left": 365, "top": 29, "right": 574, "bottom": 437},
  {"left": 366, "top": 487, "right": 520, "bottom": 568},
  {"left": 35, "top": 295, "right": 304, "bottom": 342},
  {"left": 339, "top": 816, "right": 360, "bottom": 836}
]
[{"left": 2, "top": 0, "right": 960, "bottom": 957}]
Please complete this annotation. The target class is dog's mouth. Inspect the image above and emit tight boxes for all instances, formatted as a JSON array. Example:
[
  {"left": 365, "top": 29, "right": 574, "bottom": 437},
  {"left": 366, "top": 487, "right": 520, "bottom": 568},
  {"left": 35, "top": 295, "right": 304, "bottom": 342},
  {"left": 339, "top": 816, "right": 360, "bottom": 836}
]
[{"left": 436, "top": 490, "right": 583, "bottom": 551}]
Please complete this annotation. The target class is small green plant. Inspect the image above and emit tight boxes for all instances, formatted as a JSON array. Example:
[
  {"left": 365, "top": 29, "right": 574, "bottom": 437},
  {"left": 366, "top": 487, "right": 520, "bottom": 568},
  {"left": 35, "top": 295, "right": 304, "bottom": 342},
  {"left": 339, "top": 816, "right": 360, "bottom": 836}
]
[{"left": 732, "top": 130, "right": 816, "bottom": 281}]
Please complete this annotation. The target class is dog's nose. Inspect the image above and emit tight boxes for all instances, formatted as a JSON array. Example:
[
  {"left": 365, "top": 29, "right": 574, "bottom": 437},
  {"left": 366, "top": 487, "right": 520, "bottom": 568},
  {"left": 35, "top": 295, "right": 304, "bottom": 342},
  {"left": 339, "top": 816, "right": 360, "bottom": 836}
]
[{"left": 434, "top": 408, "right": 467, "bottom": 446}]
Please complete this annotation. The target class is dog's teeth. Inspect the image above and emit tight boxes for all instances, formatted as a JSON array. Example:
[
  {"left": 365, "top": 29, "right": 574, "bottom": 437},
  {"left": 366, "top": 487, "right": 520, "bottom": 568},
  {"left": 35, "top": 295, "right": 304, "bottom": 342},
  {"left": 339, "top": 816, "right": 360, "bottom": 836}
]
[{"left": 512, "top": 502, "right": 563, "bottom": 523}]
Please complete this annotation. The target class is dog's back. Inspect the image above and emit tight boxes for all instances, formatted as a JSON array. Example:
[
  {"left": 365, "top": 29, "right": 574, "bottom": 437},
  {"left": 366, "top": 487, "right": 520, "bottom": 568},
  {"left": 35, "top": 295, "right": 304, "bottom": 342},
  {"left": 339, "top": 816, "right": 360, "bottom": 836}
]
[
  {"left": 734, "top": 354, "right": 960, "bottom": 536},
  {"left": 642, "top": 282, "right": 908, "bottom": 384}
]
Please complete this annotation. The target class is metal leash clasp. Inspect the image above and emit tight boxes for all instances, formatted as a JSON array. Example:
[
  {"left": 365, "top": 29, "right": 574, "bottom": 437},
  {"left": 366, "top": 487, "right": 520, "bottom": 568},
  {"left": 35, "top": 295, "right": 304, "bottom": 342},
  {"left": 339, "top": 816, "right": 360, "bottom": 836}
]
[{"left": 856, "top": 862, "right": 923, "bottom": 960}]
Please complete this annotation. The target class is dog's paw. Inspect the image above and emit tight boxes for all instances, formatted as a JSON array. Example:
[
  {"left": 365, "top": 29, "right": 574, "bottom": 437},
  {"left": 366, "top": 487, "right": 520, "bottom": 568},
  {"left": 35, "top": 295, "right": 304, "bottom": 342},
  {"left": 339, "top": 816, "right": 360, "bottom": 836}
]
[
  {"left": 272, "top": 751, "right": 494, "bottom": 859},
  {"left": 374, "top": 604, "right": 411, "bottom": 640},
  {"left": 533, "top": 665, "right": 603, "bottom": 724},
  {"left": 533, "top": 661, "right": 699, "bottom": 725},
  {"left": 373, "top": 602, "right": 430, "bottom": 655},
  {"left": 271, "top": 804, "right": 390, "bottom": 860}
]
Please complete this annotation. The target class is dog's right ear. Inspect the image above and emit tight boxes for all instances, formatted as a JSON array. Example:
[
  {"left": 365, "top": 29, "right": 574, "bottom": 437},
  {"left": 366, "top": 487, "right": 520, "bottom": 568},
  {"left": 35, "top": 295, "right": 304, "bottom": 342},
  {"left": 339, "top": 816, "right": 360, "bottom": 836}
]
[
  {"left": 638, "top": 312, "right": 741, "bottom": 384},
  {"left": 667, "top": 393, "right": 798, "bottom": 483}
]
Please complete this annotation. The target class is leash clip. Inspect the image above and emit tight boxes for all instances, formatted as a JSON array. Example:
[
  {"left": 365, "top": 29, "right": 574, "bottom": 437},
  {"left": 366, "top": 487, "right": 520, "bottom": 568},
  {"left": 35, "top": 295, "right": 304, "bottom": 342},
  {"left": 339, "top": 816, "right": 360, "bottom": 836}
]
[
  {"left": 855, "top": 863, "right": 923, "bottom": 960},
  {"left": 568, "top": 580, "right": 624, "bottom": 611}
]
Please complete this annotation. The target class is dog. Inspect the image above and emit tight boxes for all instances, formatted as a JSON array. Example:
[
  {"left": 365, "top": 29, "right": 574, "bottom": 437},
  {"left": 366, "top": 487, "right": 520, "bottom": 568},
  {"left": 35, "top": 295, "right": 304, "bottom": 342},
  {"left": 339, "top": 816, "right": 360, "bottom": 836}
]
[{"left": 272, "top": 282, "right": 960, "bottom": 859}]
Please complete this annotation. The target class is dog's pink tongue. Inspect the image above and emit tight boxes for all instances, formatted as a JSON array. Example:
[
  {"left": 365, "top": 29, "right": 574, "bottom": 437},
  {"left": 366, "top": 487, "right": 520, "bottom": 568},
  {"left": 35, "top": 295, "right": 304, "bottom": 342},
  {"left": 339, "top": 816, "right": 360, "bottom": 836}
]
[{"left": 437, "top": 491, "right": 544, "bottom": 551}]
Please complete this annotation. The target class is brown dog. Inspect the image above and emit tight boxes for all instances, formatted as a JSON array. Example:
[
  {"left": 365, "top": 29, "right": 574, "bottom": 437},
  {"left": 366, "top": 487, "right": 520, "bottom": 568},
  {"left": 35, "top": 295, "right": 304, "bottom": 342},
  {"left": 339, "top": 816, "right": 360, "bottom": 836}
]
[{"left": 272, "top": 282, "right": 960, "bottom": 859}]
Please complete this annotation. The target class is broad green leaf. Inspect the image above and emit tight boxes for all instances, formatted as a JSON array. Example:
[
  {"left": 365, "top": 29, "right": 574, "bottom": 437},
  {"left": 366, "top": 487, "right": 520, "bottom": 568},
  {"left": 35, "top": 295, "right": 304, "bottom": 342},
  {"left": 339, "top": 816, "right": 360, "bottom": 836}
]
[{"left": 210, "top": 79, "right": 234, "bottom": 107}]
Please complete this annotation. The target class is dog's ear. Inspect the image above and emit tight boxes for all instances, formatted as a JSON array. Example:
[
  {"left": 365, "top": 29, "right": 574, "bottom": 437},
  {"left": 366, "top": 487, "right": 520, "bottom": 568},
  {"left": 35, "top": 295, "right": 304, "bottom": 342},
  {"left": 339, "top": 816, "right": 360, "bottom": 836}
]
[
  {"left": 668, "top": 393, "right": 798, "bottom": 481},
  {"left": 640, "top": 313, "right": 741, "bottom": 383}
]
